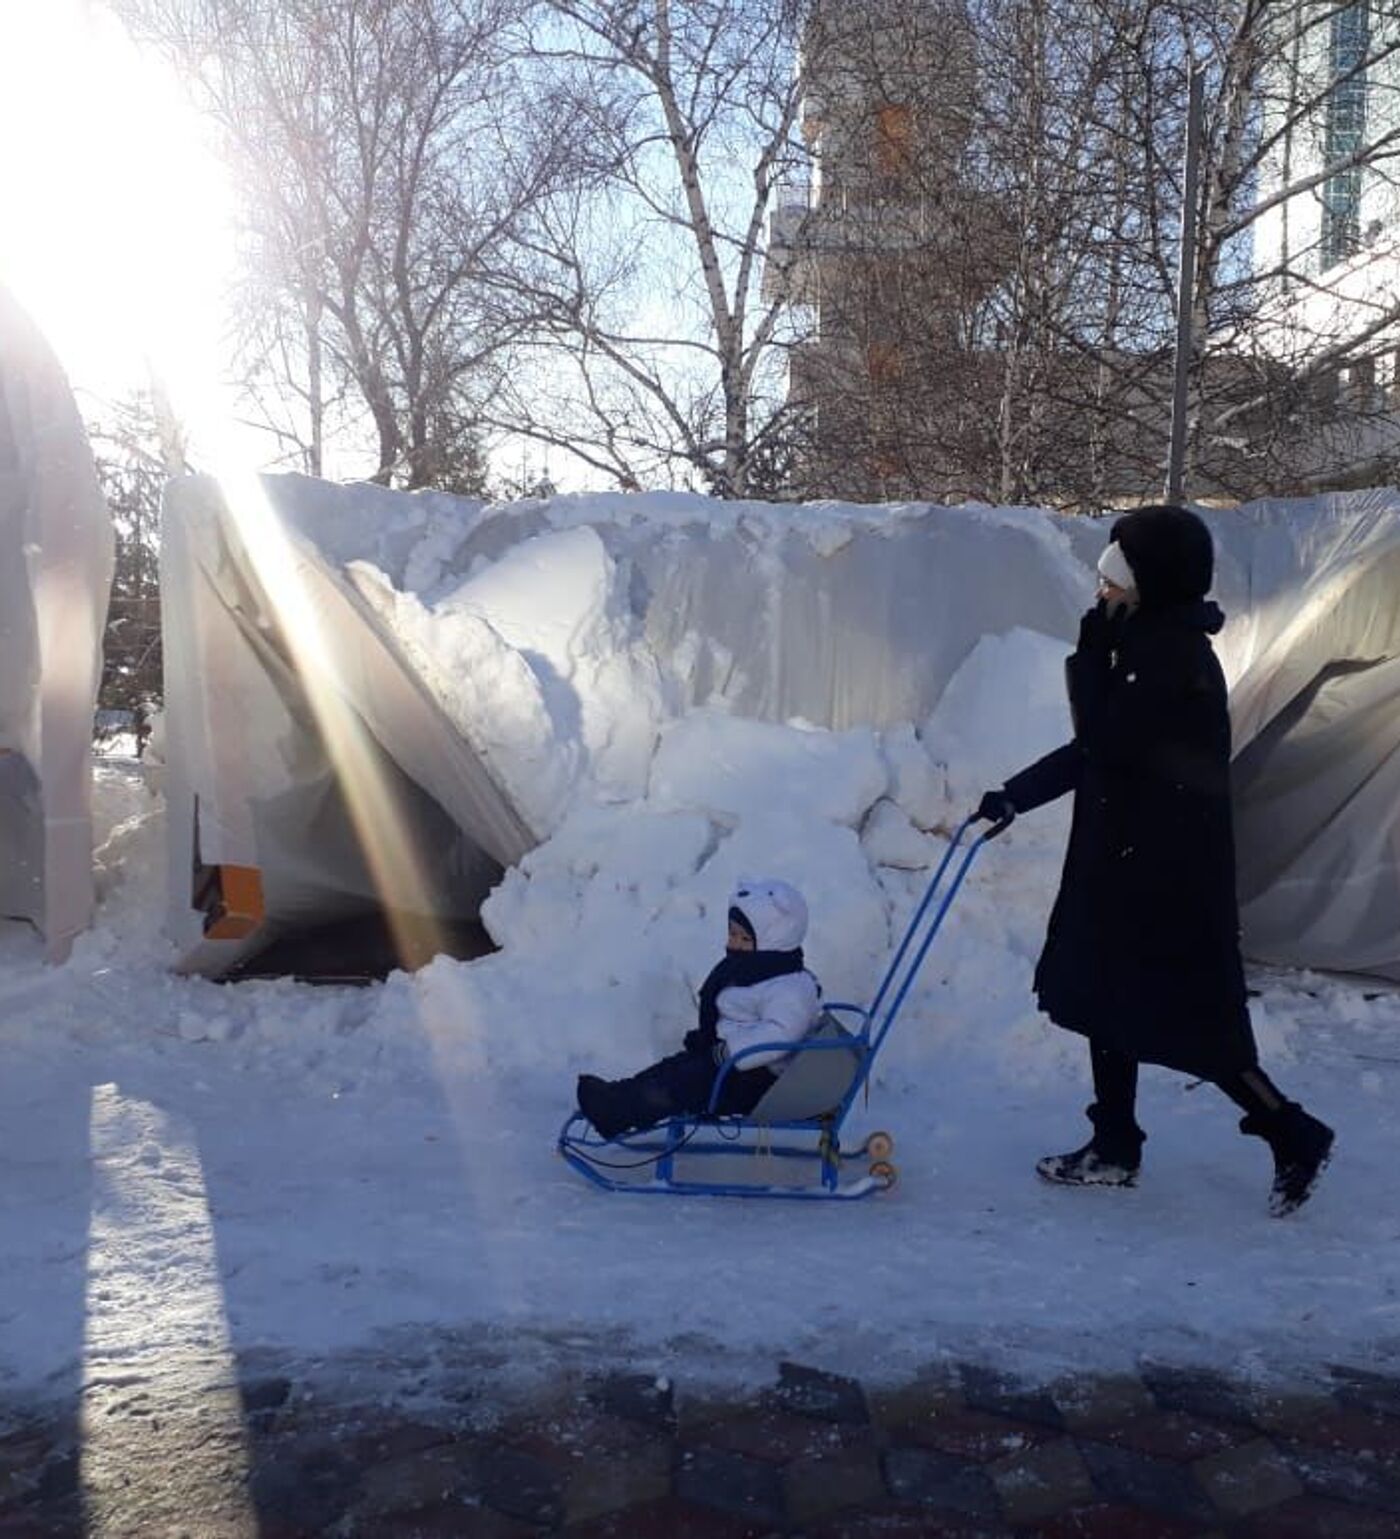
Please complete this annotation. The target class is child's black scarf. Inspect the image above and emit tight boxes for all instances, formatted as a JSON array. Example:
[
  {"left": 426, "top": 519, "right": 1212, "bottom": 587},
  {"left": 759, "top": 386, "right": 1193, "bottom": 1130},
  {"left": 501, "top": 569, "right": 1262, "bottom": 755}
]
[{"left": 695, "top": 948, "right": 806, "bottom": 1043}]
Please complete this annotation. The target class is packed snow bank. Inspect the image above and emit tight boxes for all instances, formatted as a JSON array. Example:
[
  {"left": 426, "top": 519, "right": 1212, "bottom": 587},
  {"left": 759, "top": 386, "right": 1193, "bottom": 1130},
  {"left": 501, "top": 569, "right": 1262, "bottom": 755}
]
[
  {"left": 350, "top": 525, "right": 668, "bottom": 834},
  {"left": 330, "top": 484, "right": 1093, "bottom": 741},
  {"left": 161, "top": 474, "right": 1102, "bottom": 976},
  {"left": 161, "top": 473, "right": 1400, "bottom": 981},
  {"left": 921, "top": 627, "right": 1073, "bottom": 809}
]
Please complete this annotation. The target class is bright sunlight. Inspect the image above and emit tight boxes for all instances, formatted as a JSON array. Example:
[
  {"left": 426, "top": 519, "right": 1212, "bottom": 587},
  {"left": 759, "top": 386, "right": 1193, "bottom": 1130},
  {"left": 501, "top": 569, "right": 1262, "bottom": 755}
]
[
  {"left": 0, "top": 0, "right": 237, "bottom": 448},
  {"left": 0, "top": 3, "right": 452, "bottom": 969}
]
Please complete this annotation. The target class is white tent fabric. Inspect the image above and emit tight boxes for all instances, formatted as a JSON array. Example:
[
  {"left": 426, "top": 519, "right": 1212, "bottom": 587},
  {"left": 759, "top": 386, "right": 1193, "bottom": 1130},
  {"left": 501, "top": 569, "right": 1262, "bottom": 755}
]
[
  {"left": 990, "top": 492, "right": 1400, "bottom": 983},
  {"left": 160, "top": 475, "right": 535, "bottom": 977},
  {"left": 161, "top": 474, "right": 1400, "bottom": 982},
  {"left": 0, "top": 286, "right": 113, "bottom": 960},
  {"left": 1205, "top": 492, "right": 1400, "bottom": 981}
]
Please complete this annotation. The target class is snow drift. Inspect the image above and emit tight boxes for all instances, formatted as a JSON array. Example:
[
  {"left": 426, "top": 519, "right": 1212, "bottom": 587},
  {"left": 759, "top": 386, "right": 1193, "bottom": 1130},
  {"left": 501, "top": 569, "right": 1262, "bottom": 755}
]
[{"left": 160, "top": 473, "right": 1400, "bottom": 982}]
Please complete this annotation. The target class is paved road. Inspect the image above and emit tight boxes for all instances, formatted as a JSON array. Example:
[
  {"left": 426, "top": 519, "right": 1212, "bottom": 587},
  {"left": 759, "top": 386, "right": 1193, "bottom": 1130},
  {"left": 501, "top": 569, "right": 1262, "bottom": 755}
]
[{"left": 4, "top": 1354, "right": 1400, "bottom": 1536}]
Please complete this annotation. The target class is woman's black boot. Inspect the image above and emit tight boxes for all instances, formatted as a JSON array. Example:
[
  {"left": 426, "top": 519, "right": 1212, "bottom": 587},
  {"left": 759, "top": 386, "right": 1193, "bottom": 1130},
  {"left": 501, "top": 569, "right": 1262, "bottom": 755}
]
[
  {"left": 1036, "top": 1103, "right": 1145, "bottom": 1188},
  {"left": 1240, "top": 1103, "right": 1335, "bottom": 1216}
]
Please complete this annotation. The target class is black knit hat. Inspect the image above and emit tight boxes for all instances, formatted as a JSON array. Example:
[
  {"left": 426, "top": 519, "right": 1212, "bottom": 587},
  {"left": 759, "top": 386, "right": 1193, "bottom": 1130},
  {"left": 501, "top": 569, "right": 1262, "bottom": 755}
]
[{"left": 1110, "top": 505, "right": 1214, "bottom": 607}]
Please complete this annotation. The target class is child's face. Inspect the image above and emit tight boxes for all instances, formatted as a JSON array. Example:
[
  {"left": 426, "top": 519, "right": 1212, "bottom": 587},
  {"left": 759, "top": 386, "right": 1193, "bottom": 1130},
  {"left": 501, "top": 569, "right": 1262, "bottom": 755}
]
[{"left": 727, "top": 919, "right": 755, "bottom": 952}]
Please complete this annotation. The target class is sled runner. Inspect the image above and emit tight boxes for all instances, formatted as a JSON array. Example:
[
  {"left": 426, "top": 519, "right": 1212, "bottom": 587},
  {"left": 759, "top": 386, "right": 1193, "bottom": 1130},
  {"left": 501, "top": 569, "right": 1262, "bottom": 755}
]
[{"left": 558, "top": 813, "right": 1004, "bottom": 1199}]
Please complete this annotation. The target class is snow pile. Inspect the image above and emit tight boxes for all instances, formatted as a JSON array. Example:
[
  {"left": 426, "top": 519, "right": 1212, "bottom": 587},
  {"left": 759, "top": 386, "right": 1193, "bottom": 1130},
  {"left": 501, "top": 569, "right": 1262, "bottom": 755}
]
[
  {"left": 265, "top": 472, "right": 1094, "bottom": 742},
  {"left": 90, "top": 759, "right": 170, "bottom": 958},
  {"left": 476, "top": 711, "right": 894, "bottom": 1072},
  {"left": 427, "top": 617, "right": 1078, "bottom": 1088},
  {"left": 921, "top": 627, "right": 1074, "bottom": 808},
  {"left": 650, "top": 710, "right": 886, "bottom": 828},
  {"left": 350, "top": 525, "right": 668, "bottom": 836}
]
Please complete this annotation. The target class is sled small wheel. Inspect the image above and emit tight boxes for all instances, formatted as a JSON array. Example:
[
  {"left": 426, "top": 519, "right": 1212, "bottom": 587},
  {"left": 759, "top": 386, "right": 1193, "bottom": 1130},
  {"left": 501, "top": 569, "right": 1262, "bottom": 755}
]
[
  {"left": 870, "top": 1160, "right": 897, "bottom": 1189},
  {"left": 865, "top": 1132, "right": 894, "bottom": 1161}
]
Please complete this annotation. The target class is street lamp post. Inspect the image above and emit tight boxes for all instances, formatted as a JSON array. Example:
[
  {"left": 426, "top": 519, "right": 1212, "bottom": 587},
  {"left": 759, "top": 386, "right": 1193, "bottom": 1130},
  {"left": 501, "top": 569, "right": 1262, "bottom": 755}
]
[{"left": 1167, "top": 63, "right": 1205, "bottom": 505}]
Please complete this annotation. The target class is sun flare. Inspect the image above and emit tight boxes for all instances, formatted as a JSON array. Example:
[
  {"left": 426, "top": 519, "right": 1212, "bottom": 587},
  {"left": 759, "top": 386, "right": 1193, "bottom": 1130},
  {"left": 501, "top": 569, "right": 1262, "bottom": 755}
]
[{"left": 0, "top": 1, "right": 238, "bottom": 449}]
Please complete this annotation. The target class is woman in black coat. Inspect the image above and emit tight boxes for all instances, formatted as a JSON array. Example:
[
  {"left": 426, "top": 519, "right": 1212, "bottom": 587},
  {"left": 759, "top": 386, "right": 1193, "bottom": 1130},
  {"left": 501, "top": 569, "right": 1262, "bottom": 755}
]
[{"left": 979, "top": 506, "right": 1334, "bottom": 1215}]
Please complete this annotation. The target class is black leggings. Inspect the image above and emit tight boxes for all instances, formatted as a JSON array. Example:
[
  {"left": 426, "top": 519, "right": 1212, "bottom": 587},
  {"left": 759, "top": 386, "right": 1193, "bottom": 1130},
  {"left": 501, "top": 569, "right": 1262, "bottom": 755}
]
[
  {"left": 1091, "top": 1043, "right": 1287, "bottom": 1127},
  {"left": 610, "top": 1047, "right": 776, "bottom": 1127}
]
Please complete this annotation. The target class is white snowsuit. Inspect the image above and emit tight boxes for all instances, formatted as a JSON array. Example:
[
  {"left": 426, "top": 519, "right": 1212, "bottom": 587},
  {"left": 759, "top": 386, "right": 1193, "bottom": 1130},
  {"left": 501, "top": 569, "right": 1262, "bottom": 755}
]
[{"left": 715, "top": 972, "right": 822, "bottom": 1069}]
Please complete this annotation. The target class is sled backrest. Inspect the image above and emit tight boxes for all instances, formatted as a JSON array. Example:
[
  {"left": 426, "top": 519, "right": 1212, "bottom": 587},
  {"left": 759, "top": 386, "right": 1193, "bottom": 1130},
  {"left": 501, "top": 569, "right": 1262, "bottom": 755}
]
[{"left": 747, "top": 1011, "right": 866, "bottom": 1123}]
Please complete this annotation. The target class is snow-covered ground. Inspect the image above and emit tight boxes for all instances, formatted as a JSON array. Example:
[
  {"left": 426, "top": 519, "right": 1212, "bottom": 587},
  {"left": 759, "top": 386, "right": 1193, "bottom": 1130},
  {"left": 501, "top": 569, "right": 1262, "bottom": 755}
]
[{"left": 4, "top": 625, "right": 1399, "bottom": 1420}]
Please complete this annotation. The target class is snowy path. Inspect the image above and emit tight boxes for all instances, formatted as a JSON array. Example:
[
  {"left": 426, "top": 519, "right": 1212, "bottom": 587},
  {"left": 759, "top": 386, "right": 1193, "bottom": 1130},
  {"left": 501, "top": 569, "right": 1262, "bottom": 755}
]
[
  {"left": 3, "top": 758, "right": 1398, "bottom": 1430},
  {"left": 3, "top": 923, "right": 1398, "bottom": 1424}
]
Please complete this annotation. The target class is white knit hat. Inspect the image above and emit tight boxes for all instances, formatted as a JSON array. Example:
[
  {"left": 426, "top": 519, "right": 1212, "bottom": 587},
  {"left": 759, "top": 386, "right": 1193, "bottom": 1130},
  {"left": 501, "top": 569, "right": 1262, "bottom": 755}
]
[
  {"left": 1097, "top": 539, "right": 1137, "bottom": 593},
  {"left": 730, "top": 878, "right": 808, "bottom": 951}
]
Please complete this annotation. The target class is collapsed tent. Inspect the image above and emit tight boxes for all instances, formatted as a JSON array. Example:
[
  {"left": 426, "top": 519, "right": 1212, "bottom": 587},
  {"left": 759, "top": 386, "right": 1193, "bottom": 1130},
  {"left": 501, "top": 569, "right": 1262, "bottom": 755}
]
[
  {"left": 159, "top": 474, "right": 535, "bottom": 978},
  {"left": 0, "top": 285, "right": 113, "bottom": 960},
  {"left": 159, "top": 473, "right": 1400, "bottom": 982}
]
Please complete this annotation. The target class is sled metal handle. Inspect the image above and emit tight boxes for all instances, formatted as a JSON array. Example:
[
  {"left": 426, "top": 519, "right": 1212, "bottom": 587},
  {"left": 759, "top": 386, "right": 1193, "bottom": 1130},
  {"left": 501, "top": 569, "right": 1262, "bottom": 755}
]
[
  {"left": 867, "top": 822, "right": 992, "bottom": 1061},
  {"left": 864, "top": 816, "right": 974, "bottom": 1024}
]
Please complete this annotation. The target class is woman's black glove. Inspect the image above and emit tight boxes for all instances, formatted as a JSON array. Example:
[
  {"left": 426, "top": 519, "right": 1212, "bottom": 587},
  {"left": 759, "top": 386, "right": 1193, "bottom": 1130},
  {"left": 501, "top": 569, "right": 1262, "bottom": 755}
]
[
  {"left": 976, "top": 789, "right": 1017, "bottom": 826},
  {"left": 1076, "top": 598, "right": 1126, "bottom": 656}
]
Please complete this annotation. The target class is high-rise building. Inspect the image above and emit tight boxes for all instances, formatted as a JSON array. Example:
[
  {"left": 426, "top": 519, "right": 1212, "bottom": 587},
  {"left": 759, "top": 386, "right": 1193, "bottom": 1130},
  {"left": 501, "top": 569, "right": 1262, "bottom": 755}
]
[{"left": 1249, "top": 1, "right": 1400, "bottom": 488}]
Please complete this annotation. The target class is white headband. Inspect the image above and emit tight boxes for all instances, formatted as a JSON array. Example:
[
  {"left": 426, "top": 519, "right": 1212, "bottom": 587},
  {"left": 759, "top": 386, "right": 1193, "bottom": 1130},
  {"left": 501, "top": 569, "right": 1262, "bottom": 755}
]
[{"left": 1097, "top": 540, "right": 1137, "bottom": 592}]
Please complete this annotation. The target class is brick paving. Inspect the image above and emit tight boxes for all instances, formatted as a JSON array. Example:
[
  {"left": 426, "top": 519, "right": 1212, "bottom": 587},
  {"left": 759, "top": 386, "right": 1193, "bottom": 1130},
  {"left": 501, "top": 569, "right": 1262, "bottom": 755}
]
[{"left": 1, "top": 1360, "right": 1398, "bottom": 1536}]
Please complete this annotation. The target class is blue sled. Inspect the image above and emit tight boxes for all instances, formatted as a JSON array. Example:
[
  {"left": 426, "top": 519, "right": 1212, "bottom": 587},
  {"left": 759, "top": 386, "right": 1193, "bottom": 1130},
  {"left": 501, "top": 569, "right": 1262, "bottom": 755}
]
[{"left": 558, "top": 813, "right": 1006, "bottom": 1199}]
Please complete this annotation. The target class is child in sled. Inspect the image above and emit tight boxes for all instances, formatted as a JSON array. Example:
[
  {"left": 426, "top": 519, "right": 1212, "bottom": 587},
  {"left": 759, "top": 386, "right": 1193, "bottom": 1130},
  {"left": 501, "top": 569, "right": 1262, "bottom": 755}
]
[{"left": 575, "top": 878, "right": 821, "bottom": 1140}]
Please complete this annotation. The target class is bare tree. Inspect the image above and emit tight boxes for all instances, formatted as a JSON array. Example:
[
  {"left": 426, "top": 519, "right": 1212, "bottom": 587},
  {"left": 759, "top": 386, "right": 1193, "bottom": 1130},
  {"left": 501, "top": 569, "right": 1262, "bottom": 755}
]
[
  {"left": 495, "top": 0, "right": 816, "bottom": 496},
  {"left": 89, "top": 396, "right": 166, "bottom": 754},
  {"left": 748, "top": 0, "right": 1153, "bottom": 507},
  {"left": 976, "top": 0, "right": 1400, "bottom": 503},
  {"left": 768, "top": 0, "right": 1400, "bottom": 508},
  {"left": 119, "top": 0, "right": 1400, "bottom": 505},
  {"left": 117, "top": 0, "right": 574, "bottom": 490},
  {"left": 1174, "top": 0, "right": 1400, "bottom": 494},
  {"left": 759, "top": 0, "right": 1001, "bottom": 502}
]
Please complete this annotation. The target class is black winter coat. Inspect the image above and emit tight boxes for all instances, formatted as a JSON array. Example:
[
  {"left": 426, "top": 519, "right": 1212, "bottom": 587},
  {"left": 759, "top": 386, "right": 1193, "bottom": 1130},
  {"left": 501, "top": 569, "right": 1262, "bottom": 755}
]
[{"left": 1003, "top": 600, "right": 1258, "bottom": 1079}]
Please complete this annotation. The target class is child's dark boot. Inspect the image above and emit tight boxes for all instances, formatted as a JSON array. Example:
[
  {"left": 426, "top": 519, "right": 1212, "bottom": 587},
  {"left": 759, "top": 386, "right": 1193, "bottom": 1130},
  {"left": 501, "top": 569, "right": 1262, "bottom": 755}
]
[
  {"left": 1036, "top": 1103, "right": 1144, "bottom": 1188},
  {"left": 576, "top": 1074, "right": 632, "bottom": 1141},
  {"left": 1239, "top": 1102, "right": 1334, "bottom": 1216}
]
